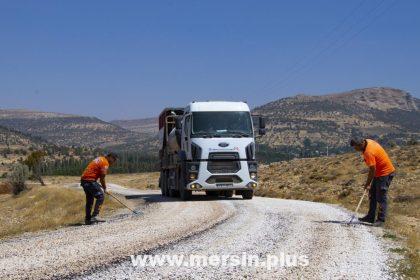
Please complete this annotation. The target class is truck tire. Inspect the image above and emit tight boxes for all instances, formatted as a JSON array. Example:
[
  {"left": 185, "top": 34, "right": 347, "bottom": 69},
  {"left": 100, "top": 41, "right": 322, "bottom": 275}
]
[
  {"left": 180, "top": 188, "right": 191, "bottom": 200},
  {"left": 162, "top": 171, "right": 170, "bottom": 196},
  {"left": 163, "top": 183, "right": 168, "bottom": 196},
  {"left": 205, "top": 191, "right": 219, "bottom": 197},
  {"left": 169, "top": 189, "right": 177, "bottom": 197},
  {"left": 242, "top": 190, "right": 254, "bottom": 200},
  {"left": 179, "top": 174, "right": 191, "bottom": 201},
  {"left": 223, "top": 190, "right": 234, "bottom": 198},
  {"left": 159, "top": 174, "right": 165, "bottom": 196},
  {"left": 167, "top": 170, "right": 178, "bottom": 197}
]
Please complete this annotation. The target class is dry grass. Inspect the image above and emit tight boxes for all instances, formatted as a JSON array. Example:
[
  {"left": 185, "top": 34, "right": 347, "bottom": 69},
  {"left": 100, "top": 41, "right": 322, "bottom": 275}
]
[
  {"left": 0, "top": 184, "right": 121, "bottom": 239},
  {"left": 43, "top": 172, "right": 160, "bottom": 190},
  {"left": 0, "top": 182, "right": 11, "bottom": 194},
  {"left": 256, "top": 144, "right": 419, "bottom": 278},
  {"left": 0, "top": 172, "right": 158, "bottom": 240},
  {"left": 106, "top": 172, "right": 160, "bottom": 189}
]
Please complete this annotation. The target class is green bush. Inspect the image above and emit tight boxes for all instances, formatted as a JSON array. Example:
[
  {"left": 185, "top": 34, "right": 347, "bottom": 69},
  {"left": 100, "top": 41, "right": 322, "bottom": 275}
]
[{"left": 7, "top": 164, "right": 30, "bottom": 195}]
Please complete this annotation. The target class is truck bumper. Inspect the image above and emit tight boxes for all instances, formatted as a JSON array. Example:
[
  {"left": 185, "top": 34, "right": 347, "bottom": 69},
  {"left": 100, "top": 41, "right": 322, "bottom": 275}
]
[{"left": 185, "top": 160, "right": 258, "bottom": 191}]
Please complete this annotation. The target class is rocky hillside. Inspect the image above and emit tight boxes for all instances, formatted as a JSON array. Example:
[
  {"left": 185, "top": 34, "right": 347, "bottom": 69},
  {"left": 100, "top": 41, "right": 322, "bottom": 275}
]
[
  {"left": 0, "top": 125, "right": 44, "bottom": 174},
  {"left": 0, "top": 109, "right": 150, "bottom": 150},
  {"left": 110, "top": 118, "right": 159, "bottom": 152},
  {"left": 0, "top": 124, "right": 107, "bottom": 176},
  {"left": 111, "top": 117, "right": 158, "bottom": 135},
  {"left": 1, "top": 87, "right": 418, "bottom": 158},
  {"left": 0, "top": 125, "right": 44, "bottom": 150},
  {"left": 322, "top": 87, "right": 418, "bottom": 111},
  {"left": 253, "top": 87, "right": 419, "bottom": 155}
]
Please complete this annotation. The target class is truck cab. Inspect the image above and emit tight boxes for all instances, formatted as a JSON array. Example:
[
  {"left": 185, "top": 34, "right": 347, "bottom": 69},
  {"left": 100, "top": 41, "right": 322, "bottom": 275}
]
[{"left": 159, "top": 101, "right": 265, "bottom": 200}]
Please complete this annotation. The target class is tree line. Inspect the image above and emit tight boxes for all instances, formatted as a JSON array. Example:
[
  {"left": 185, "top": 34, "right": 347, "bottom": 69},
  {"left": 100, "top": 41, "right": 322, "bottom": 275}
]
[{"left": 39, "top": 152, "right": 158, "bottom": 176}]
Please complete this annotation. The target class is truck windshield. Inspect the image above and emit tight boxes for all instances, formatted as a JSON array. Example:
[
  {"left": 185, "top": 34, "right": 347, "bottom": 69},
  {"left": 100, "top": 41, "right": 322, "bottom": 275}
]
[{"left": 191, "top": 111, "right": 253, "bottom": 137}]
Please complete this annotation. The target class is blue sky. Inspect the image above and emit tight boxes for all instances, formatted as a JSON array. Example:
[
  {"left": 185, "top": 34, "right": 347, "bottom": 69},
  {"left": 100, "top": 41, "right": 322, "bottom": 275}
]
[{"left": 1, "top": 0, "right": 419, "bottom": 120}]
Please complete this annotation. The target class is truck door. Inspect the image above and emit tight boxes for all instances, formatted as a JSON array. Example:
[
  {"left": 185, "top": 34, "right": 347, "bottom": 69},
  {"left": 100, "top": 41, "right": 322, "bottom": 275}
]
[{"left": 182, "top": 115, "right": 192, "bottom": 158}]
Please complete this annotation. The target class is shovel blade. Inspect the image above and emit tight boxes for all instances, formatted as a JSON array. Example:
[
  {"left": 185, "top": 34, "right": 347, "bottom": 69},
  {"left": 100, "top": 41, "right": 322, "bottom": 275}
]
[{"left": 347, "top": 215, "right": 356, "bottom": 225}]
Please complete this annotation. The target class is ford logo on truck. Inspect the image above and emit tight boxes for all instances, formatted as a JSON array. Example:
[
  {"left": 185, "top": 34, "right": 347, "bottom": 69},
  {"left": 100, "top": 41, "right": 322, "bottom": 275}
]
[{"left": 218, "top": 142, "right": 229, "bottom": 147}]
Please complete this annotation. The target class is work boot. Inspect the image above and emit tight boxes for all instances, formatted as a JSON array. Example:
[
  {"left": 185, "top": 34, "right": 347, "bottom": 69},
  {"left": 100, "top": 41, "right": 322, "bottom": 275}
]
[
  {"left": 90, "top": 216, "right": 106, "bottom": 223},
  {"left": 373, "top": 220, "right": 385, "bottom": 227},
  {"left": 358, "top": 215, "right": 374, "bottom": 223},
  {"left": 85, "top": 219, "right": 92, "bottom": 225}
]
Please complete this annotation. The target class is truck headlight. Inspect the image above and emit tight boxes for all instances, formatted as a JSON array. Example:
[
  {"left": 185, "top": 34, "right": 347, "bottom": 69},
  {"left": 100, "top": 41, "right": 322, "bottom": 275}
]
[
  {"left": 191, "top": 183, "right": 202, "bottom": 189},
  {"left": 247, "top": 182, "right": 258, "bottom": 188},
  {"left": 250, "top": 172, "right": 257, "bottom": 180},
  {"left": 189, "top": 173, "right": 197, "bottom": 180}
]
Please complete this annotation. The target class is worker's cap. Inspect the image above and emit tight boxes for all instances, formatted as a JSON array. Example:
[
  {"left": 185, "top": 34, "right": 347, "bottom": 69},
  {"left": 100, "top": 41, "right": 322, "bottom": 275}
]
[
  {"left": 350, "top": 138, "right": 364, "bottom": 147},
  {"left": 106, "top": 152, "right": 119, "bottom": 160}
]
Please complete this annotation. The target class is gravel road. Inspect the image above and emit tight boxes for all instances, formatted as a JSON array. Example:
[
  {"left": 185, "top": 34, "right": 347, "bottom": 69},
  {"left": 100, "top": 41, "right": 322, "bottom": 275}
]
[{"left": 0, "top": 187, "right": 394, "bottom": 280}]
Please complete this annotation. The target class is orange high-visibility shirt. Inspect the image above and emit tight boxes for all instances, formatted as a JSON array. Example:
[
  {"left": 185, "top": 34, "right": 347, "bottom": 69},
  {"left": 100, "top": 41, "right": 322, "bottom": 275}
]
[
  {"left": 363, "top": 139, "right": 395, "bottom": 177},
  {"left": 81, "top": 156, "right": 109, "bottom": 181}
]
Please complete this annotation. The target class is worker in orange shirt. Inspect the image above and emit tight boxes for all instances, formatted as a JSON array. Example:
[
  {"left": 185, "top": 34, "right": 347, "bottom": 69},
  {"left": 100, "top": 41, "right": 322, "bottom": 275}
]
[
  {"left": 81, "top": 153, "right": 118, "bottom": 225},
  {"left": 350, "top": 139, "right": 395, "bottom": 227}
]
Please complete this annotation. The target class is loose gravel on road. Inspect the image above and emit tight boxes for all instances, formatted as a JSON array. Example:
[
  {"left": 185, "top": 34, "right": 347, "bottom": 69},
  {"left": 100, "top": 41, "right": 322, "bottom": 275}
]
[{"left": 0, "top": 187, "right": 394, "bottom": 280}]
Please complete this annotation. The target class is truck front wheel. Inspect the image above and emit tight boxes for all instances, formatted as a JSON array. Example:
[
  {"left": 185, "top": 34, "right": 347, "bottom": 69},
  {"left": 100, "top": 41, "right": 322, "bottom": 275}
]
[
  {"left": 169, "top": 189, "right": 178, "bottom": 197},
  {"left": 242, "top": 190, "right": 254, "bottom": 200},
  {"left": 180, "top": 188, "right": 191, "bottom": 200},
  {"left": 205, "top": 191, "right": 219, "bottom": 197},
  {"left": 179, "top": 173, "right": 191, "bottom": 201},
  {"left": 160, "top": 172, "right": 169, "bottom": 197},
  {"left": 159, "top": 175, "right": 165, "bottom": 196}
]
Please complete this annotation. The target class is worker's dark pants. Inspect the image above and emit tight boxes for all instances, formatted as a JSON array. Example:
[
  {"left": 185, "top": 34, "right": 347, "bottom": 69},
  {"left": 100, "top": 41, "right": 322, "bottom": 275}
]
[
  {"left": 81, "top": 180, "right": 105, "bottom": 221},
  {"left": 366, "top": 173, "right": 394, "bottom": 222}
]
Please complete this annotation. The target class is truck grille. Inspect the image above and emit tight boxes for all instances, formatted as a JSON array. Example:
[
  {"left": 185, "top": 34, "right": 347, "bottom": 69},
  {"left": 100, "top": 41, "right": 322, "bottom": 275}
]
[{"left": 207, "top": 152, "right": 240, "bottom": 174}]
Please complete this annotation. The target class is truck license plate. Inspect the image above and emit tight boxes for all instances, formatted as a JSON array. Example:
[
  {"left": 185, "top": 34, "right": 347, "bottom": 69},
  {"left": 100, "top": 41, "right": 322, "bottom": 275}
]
[{"left": 216, "top": 183, "right": 233, "bottom": 188}]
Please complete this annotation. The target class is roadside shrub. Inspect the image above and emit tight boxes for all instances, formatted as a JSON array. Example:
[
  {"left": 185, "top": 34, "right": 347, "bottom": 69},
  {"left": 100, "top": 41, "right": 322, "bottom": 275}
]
[
  {"left": 7, "top": 164, "right": 30, "bottom": 195},
  {"left": 338, "top": 188, "right": 351, "bottom": 199}
]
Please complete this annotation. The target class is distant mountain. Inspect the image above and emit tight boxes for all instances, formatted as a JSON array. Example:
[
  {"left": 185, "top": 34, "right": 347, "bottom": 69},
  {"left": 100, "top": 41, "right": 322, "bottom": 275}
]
[
  {"left": 0, "top": 125, "right": 54, "bottom": 174},
  {"left": 0, "top": 109, "right": 151, "bottom": 151},
  {"left": 0, "top": 125, "right": 45, "bottom": 150},
  {"left": 111, "top": 117, "right": 158, "bottom": 135},
  {"left": 253, "top": 87, "right": 419, "bottom": 156},
  {"left": 0, "top": 123, "right": 123, "bottom": 175},
  {"left": 1, "top": 87, "right": 418, "bottom": 159}
]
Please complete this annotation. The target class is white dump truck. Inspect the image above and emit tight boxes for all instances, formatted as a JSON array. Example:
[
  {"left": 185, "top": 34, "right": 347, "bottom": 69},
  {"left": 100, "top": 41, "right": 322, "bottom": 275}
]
[{"left": 158, "top": 101, "right": 266, "bottom": 200}]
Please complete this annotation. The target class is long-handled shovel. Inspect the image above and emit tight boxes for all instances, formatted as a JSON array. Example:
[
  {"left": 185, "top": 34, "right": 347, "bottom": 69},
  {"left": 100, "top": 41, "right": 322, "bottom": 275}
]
[
  {"left": 348, "top": 189, "right": 368, "bottom": 225},
  {"left": 108, "top": 192, "right": 142, "bottom": 215}
]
